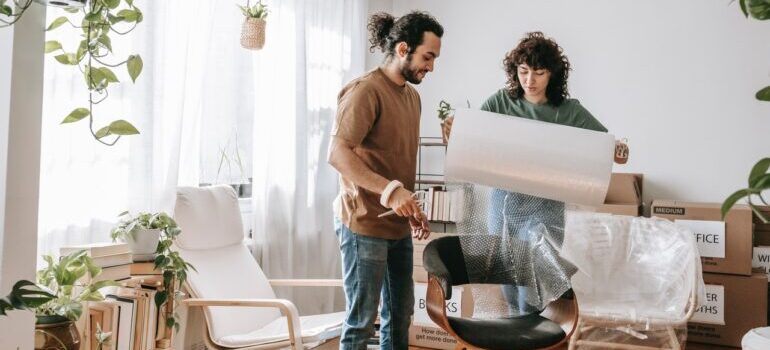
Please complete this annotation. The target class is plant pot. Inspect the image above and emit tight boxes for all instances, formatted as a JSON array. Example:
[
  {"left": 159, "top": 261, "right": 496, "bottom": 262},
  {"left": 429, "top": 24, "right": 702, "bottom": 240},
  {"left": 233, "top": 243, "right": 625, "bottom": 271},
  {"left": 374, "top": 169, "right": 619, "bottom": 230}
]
[
  {"left": 239, "top": 182, "right": 252, "bottom": 198},
  {"left": 35, "top": 318, "right": 80, "bottom": 350},
  {"left": 127, "top": 228, "right": 160, "bottom": 262},
  {"left": 241, "top": 17, "right": 266, "bottom": 50},
  {"left": 440, "top": 120, "right": 450, "bottom": 144}
]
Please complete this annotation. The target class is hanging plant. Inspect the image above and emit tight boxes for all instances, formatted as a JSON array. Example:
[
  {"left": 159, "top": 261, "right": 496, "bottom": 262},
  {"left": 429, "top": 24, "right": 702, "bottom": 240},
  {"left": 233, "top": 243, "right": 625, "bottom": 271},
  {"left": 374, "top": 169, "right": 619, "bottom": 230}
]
[
  {"left": 45, "top": 0, "right": 143, "bottom": 146},
  {"left": 238, "top": 0, "right": 268, "bottom": 50},
  {"left": 0, "top": 0, "right": 34, "bottom": 28}
]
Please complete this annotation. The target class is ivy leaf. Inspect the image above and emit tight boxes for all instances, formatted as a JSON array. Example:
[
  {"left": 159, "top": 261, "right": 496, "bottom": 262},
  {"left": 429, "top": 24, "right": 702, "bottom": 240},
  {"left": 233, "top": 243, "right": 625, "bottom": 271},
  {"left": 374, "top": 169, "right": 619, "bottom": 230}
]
[
  {"left": 54, "top": 53, "right": 79, "bottom": 65},
  {"left": 64, "top": 7, "right": 80, "bottom": 14},
  {"left": 127, "top": 55, "right": 143, "bottom": 83},
  {"left": 94, "top": 126, "right": 111, "bottom": 139},
  {"left": 99, "top": 67, "right": 119, "bottom": 83},
  {"left": 117, "top": 9, "right": 140, "bottom": 22},
  {"left": 97, "top": 34, "right": 112, "bottom": 52},
  {"left": 61, "top": 108, "right": 90, "bottom": 124},
  {"left": 46, "top": 17, "right": 69, "bottom": 31},
  {"left": 756, "top": 85, "right": 770, "bottom": 101},
  {"left": 102, "top": 0, "right": 120, "bottom": 9},
  {"left": 0, "top": 5, "right": 12, "bottom": 16},
  {"left": 85, "top": 12, "right": 102, "bottom": 22},
  {"left": 108, "top": 120, "right": 140, "bottom": 135},
  {"left": 154, "top": 291, "right": 167, "bottom": 308},
  {"left": 87, "top": 67, "right": 107, "bottom": 90},
  {"left": 44, "top": 41, "right": 62, "bottom": 54}
]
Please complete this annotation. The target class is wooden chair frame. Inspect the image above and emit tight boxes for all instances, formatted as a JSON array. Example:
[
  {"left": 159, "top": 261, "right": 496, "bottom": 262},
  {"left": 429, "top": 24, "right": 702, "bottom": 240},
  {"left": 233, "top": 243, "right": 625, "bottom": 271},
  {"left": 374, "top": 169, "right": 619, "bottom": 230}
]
[{"left": 182, "top": 279, "right": 343, "bottom": 350}]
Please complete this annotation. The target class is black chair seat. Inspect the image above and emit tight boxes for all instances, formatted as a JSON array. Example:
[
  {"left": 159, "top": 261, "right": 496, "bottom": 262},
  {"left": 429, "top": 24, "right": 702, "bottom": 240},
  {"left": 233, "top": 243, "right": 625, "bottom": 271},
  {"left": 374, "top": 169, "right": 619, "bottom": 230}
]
[{"left": 446, "top": 313, "right": 566, "bottom": 350}]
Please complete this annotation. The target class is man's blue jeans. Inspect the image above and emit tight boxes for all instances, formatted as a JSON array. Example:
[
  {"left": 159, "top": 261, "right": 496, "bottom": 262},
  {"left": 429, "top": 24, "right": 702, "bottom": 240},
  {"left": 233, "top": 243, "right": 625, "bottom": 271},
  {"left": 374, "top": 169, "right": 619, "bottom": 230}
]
[{"left": 335, "top": 220, "right": 414, "bottom": 350}]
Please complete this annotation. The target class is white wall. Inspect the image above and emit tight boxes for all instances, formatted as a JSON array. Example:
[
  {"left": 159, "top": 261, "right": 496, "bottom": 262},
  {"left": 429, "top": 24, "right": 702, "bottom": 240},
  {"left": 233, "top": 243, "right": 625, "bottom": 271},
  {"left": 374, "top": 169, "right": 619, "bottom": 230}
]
[
  {"left": 0, "top": 3, "right": 46, "bottom": 348},
  {"left": 367, "top": 0, "right": 770, "bottom": 207}
]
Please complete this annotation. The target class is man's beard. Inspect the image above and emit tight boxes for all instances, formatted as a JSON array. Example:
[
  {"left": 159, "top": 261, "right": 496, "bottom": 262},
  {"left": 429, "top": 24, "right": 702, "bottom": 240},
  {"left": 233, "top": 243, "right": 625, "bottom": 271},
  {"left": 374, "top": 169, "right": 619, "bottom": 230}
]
[{"left": 400, "top": 54, "right": 424, "bottom": 84}]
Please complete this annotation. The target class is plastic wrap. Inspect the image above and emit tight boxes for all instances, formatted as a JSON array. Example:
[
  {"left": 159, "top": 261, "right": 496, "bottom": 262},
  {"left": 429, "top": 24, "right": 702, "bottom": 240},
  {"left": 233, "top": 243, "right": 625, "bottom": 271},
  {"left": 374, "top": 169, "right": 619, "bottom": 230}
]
[
  {"left": 561, "top": 212, "right": 705, "bottom": 326},
  {"left": 447, "top": 182, "right": 576, "bottom": 316},
  {"left": 445, "top": 108, "right": 615, "bottom": 206}
]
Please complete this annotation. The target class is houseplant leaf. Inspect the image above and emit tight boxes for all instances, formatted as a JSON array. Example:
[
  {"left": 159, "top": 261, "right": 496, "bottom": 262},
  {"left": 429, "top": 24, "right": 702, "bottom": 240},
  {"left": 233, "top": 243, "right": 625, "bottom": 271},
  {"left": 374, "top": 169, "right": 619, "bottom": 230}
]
[
  {"left": 756, "top": 85, "right": 770, "bottom": 101},
  {"left": 102, "top": 0, "right": 120, "bottom": 9},
  {"left": 747, "top": 0, "right": 770, "bottom": 20},
  {"left": 99, "top": 67, "right": 119, "bottom": 83},
  {"left": 127, "top": 55, "right": 143, "bottom": 83},
  {"left": 44, "top": 41, "right": 62, "bottom": 54},
  {"left": 749, "top": 158, "right": 770, "bottom": 186},
  {"left": 117, "top": 9, "right": 140, "bottom": 22},
  {"left": 721, "top": 188, "right": 751, "bottom": 219},
  {"left": 54, "top": 53, "right": 79, "bottom": 65},
  {"left": 95, "top": 126, "right": 111, "bottom": 139},
  {"left": 0, "top": 5, "right": 12, "bottom": 17},
  {"left": 108, "top": 120, "right": 140, "bottom": 135},
  {"left": 61, "top": 108, "right": 91, "bottom": 124},
  {"left": 46, "top": 16, "right": 69, "bottom": 31}
]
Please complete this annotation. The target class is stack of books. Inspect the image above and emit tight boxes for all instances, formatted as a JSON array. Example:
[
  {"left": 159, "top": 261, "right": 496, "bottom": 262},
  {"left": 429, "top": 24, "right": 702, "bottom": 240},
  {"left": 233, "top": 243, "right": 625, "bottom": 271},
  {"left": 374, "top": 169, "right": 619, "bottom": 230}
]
[{"left": 60, "top": 242, "right": 132, "bottom": 283}]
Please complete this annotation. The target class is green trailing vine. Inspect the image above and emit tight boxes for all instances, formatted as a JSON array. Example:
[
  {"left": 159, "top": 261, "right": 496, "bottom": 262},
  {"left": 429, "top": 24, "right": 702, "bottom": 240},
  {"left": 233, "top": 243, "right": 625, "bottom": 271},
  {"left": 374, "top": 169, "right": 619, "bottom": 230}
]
[
  {"left": 45, "top": 0, "right": 143, "bottom": 145},
  {"left": 0, "top": 0, "right": 34, "bottom": 28}
]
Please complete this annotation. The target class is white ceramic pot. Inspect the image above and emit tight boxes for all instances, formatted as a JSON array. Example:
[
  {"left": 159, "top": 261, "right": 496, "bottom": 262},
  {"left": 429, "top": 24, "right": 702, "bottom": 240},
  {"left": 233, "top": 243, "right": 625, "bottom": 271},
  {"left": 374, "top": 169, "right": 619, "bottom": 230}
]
[{"left": 127, "top": 228, "right": 160, "bottom": 260}]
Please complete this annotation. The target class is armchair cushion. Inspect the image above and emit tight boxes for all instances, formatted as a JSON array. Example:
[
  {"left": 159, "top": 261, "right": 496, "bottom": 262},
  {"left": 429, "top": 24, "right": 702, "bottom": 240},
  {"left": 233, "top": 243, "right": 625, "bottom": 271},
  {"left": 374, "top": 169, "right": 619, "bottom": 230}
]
[
  {"left": 447, "top": 314, "right": 565, "bottom": 350},
  {"left": 217, "top": 312, "right": 345, "bottom": 348},
  {"left": 175, "top": 185, "right": 245, "bottom": 250}
]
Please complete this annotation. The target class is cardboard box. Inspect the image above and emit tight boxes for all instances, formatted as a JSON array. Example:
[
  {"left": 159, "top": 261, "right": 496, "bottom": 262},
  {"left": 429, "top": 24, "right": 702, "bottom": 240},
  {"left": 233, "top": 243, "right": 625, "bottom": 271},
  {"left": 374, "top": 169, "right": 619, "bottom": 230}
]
[
  {"left": 756, "top": 230, "right": 770, "bottom": 246},
  {"left": 652, "top": 200, "right": 753, "bottom": 275},
  {"left": 410, "top": 283, "right": 473, "bottom": 349},
  {"left": 687, "top": 272, "right": 768, "bottom": 347},
  {"left": 597, "top": 173, "right": 643, "bottom": 216}
]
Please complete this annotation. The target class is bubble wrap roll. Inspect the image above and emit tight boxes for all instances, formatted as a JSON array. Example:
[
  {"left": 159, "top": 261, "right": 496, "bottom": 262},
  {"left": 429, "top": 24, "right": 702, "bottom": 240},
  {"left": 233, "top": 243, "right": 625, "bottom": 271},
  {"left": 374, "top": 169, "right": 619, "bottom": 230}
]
[{"left": 445, "top": 108, "right": 615, "bottom": 206}]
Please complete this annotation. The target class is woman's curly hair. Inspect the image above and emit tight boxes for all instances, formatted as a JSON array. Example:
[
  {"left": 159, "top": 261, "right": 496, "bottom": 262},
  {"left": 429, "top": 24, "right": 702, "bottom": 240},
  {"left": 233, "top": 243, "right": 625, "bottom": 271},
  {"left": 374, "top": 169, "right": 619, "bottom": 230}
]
[{"left": 503, "top": 32, "right": 571, "bottom": 106}]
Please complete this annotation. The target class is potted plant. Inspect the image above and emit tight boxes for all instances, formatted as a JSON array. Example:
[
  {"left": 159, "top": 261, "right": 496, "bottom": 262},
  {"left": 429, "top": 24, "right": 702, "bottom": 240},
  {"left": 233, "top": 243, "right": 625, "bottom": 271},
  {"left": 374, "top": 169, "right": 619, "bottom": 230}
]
[
  {"left": 238, "top": 0, "right": 269, "bottom": 50},
  {"left": 437, "top": 100, "right": 453, "bottom": 143},
  {"left": 721, "top": 0, "right": 770, "bottom": 222},
  {"left": 112, "top": 210, "right": 195, "bottom": 334},
  {"left": 1, "top": 253, "right": 116, "bottom": 350},
  {"left": 111, "top": 211, "right": 170, "bottom": 261}
]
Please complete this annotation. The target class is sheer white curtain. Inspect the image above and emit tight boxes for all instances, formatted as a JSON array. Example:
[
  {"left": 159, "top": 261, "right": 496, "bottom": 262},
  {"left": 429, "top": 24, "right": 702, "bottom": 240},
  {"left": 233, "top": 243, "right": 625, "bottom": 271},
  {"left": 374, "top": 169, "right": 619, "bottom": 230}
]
[
  {"left": 251, "top": 0, "right": 366, "bottom": 314},
  {"left": 38, "top": 0, "right": 219, "bottom": 259}
]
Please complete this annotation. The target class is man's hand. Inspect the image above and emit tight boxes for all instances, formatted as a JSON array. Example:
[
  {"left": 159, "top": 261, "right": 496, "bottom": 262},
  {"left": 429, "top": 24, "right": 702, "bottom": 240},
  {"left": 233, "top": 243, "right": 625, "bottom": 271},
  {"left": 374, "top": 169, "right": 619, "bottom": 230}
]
[
  {"left": 387, "top": 187, "right": 421, "bottom": 217},
  {"left": 410, "top": 212, "right": 431, "bottom": 240}
]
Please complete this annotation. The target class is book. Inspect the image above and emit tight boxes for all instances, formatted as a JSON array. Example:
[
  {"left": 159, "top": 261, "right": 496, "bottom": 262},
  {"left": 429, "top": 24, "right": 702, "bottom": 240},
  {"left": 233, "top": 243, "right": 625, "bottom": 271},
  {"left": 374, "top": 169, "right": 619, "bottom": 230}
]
[
  {"left": 60, "top": 242, "right": 129, "bottom": 258},
  {"left": 94, "top": 264, "right": 131, "bottom": 283},
  {"left": 106, "top": 295, "right": 137, "bottom": 350},
  {"left": 129, "top": 262, "right": 161, "bottom": 276},
  {"left": 92, "top": 253, "right": 133, "bottom": 268}
]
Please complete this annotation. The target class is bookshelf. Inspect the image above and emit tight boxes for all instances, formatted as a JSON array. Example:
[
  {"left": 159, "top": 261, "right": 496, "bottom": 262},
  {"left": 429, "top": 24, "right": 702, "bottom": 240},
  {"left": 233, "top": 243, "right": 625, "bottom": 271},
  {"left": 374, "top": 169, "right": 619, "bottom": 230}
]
[{"left": 416, "top": 136, "right": 455, "bottom": 233}]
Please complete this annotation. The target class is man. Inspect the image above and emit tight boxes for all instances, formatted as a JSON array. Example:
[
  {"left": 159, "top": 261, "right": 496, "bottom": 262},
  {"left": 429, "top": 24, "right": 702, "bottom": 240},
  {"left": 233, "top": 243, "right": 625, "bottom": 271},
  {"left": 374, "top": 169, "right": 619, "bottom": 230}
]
[{"left": 327, "top": 10, "right": 443, "bottom": 350}]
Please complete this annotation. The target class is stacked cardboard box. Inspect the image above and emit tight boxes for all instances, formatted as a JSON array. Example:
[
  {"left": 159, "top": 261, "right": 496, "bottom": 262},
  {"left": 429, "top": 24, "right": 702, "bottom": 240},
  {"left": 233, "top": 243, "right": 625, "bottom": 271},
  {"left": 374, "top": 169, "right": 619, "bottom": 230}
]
[
  {"left": 598, "top": 173, "right": 643, "bottom": 216},
  {"left": 750, "top": 205, "right": 770, "bottom": 325},
  {"left": 652, "top": 200, "right": 767, "bottom": 347}
]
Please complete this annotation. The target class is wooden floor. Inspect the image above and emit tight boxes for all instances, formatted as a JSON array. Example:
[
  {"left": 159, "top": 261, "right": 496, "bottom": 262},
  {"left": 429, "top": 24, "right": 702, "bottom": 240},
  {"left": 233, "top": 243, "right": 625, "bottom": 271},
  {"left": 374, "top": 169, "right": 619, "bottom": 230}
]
[{"left": 409, "top": 342, "right": 739, "bottom": 350}]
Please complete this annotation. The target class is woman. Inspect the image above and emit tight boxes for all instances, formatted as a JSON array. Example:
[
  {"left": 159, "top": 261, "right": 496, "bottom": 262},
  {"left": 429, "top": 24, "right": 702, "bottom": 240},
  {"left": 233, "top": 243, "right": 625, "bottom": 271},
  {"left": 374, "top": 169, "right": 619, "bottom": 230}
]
[{"left": 446, "top": 31, "right": 626, "bottom": 315}]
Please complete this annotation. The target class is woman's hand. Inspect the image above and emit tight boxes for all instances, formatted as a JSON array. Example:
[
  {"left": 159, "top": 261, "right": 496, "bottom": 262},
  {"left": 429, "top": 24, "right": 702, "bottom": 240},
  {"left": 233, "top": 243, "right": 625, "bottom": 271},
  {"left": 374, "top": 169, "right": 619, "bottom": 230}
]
[{"left": 614, "top": 140, "right": 629, "bottom": 164}]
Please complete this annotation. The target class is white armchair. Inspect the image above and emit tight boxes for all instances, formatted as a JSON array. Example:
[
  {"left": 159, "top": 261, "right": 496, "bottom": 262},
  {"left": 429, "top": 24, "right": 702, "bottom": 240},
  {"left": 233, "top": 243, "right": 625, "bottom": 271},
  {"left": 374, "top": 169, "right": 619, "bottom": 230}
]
[{"left": 174, "top": 185, "right": 344, "bottom": 349}]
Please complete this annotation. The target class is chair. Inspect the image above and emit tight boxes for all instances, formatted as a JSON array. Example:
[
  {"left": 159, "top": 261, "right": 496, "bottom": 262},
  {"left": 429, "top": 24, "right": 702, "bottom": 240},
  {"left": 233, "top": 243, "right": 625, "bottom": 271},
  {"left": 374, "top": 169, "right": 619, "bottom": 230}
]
[
  {"left": 173, "top": 185, "right": 345, "bottom": 349},
  {"left": 562, "top": 213, "right": 702, "bottom": 350},
  {"left": 422, "top": 235, "right": 579, "bottom": 350}
]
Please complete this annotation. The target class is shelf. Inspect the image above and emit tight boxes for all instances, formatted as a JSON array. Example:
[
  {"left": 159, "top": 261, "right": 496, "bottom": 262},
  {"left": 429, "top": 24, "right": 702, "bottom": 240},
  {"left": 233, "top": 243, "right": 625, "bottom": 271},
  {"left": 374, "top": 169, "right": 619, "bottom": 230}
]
[
  {"left": 415, "top": 179, "right": 445, "bottom": 185},
  {"left": 429, "top": 220, "right": 455, "bottom": 224},
  {"left": 418, "top": 142, "right": 447, "bottom": 147}
]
